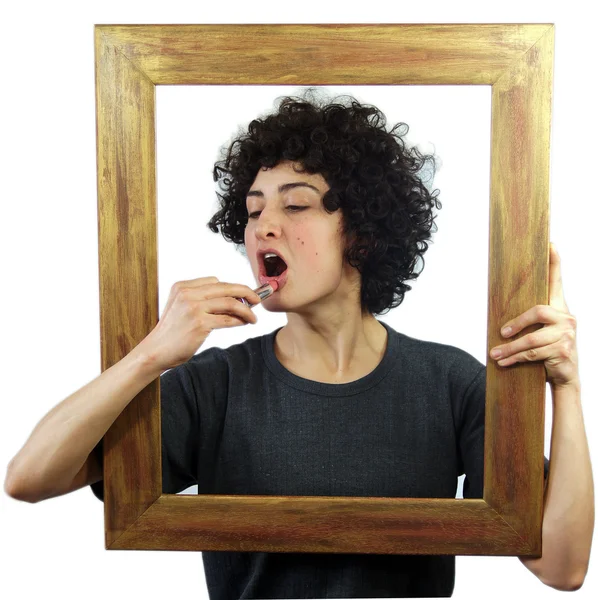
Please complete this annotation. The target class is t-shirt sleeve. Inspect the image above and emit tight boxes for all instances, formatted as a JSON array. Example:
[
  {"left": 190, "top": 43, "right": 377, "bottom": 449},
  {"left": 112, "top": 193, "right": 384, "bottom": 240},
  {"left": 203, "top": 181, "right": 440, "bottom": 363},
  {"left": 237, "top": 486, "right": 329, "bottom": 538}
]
[
  {"left": 455, "top": 356, "right": 550, "bottom": 499},
  {"left": 90, "top": 362, "right": 200, "bottom": 501}
]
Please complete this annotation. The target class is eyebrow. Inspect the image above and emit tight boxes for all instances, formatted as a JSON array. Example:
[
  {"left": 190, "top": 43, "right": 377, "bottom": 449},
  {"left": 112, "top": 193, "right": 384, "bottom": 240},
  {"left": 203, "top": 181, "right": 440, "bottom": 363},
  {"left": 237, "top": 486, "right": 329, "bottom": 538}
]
[{"left": 246, "top": 181, "right": 322, "bottom": 198}]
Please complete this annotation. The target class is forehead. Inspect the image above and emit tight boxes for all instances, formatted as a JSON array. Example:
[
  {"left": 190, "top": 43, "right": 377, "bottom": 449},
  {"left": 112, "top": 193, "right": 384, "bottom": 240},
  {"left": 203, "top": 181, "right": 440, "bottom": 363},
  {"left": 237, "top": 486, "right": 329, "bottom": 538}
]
[{"left": 248, "top": 160, "right": 328, "bottom": 191}]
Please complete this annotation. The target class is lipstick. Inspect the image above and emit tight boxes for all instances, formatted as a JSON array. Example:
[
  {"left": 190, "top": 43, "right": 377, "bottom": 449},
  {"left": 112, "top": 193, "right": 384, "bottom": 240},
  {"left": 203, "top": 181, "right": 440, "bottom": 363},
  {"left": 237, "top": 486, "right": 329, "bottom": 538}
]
[{"left": 236, "top": 280, "right": 279, "bottom": 308}]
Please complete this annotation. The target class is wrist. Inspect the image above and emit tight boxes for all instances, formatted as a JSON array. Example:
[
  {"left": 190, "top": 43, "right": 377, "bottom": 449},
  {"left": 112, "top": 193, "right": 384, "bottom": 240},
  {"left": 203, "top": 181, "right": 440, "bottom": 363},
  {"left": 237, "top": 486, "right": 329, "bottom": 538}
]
[
  {"left": 128, "top": 341, "right": 165, "bottom": 379},
  {"left": 550, "top": 377, "right": 581, "bottom": 394}
]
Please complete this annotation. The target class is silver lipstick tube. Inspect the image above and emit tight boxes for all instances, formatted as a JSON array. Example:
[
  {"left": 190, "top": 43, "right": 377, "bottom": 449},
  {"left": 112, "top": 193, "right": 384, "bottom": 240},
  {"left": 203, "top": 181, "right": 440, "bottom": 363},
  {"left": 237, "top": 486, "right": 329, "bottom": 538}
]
[{"left": 236, "top": 283, "right": 275, "bottom": 308}]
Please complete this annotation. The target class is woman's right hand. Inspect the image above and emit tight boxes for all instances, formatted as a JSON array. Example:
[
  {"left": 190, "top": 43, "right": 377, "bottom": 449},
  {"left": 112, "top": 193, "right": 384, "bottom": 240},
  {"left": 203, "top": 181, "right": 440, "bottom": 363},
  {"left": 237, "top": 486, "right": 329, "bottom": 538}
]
[{"left": 137, "top": 276, "right": 263, "bottom": 371}]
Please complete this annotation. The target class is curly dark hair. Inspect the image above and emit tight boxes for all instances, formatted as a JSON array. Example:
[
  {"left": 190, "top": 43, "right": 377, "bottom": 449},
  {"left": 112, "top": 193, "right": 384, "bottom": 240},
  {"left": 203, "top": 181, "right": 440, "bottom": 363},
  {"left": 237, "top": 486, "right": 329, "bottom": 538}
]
[{"left": 207, "top": 87, "right": 442, "bottom": 316}]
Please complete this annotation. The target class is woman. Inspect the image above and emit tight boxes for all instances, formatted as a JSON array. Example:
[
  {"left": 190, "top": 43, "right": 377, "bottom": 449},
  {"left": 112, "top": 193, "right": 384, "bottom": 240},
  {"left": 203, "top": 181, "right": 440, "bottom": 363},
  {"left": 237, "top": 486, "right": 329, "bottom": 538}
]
[{"left": 6, "top": 89, "right": 590, "bottom": 598}]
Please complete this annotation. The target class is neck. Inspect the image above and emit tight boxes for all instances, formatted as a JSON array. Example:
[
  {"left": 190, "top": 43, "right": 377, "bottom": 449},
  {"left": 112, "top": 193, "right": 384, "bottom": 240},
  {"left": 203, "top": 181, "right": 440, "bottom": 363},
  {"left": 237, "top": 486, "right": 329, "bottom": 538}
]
[{"left": 275, "top": 311, "right": 386, "bottom": 377}]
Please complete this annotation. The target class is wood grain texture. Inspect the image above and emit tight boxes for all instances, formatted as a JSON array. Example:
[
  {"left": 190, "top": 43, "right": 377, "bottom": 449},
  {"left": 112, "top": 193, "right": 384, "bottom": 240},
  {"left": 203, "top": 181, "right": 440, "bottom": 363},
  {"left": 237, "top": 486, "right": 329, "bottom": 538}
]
[
  {"left": 95, "top": 26, "right": 160, "bottom": 546},
  {"left": 485, "top": 25, "right": 553, "bottom": 553},
  {"left": 94, "top": 23, "right": 553, "bottom": 554},
  {"left": 96, "top": 23, "right": 551, "bottom": 85},
  {"left": 111, "top": 496, "right": 532, "bottom": 555}
]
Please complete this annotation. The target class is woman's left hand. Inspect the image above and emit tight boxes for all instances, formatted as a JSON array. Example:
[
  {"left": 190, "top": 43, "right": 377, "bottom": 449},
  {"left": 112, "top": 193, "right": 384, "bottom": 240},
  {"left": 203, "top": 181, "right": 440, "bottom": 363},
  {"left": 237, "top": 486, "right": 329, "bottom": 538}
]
[{"left": 489, "top": 243, "right": 580, "bottom": 390}]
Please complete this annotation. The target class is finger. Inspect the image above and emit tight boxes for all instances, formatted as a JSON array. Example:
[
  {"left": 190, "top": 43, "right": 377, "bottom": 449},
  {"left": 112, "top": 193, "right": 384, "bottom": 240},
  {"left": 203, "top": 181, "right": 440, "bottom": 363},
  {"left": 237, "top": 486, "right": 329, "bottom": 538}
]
[
  {"left": 500, "top": 304, "right": 559, "bottom": 339},
  {"left": 491, "top": 326, "right": 561, "bottom": 361},
  {"left": 162, "top": 277, "right": 219, "bottom": 318},
  {"left": 496, "top": 339, "right": 562, "bottom": 367},
  {"left": 549, "top": 243, "right": 569, "bottom": 313}
]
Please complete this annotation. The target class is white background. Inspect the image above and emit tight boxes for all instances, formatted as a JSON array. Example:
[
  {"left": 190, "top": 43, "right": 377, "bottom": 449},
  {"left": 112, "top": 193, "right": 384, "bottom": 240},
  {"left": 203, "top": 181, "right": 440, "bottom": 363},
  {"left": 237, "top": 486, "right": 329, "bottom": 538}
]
[
  {"left": 156, "top": 82, "right": 491, "bottom": 411},
  {"left": 159, "top": 82, "right": 490, "bottom": 500},
  {"left": 1, "top": 1, "right": 595, "bottom": 599}
]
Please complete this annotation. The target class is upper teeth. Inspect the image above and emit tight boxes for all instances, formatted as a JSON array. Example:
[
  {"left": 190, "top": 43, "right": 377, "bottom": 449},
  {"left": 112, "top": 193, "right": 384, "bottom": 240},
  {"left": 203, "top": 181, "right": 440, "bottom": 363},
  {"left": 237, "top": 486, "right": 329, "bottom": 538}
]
[{"left": 264, "top": 253, "right": 278, "bottom": 259}]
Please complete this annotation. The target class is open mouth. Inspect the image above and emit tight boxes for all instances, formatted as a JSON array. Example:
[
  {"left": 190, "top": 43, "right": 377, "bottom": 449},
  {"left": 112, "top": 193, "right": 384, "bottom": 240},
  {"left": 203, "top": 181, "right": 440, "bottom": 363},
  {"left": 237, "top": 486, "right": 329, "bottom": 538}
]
[{"left": 263, "top": 255, "right": 288, "bottom": 277}]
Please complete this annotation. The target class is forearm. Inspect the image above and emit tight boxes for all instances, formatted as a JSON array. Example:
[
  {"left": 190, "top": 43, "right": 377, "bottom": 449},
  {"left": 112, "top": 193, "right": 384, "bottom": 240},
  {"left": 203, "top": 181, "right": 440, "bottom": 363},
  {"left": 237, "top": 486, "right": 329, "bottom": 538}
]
[
  {"left": 519, "top": 380, "right": 594, "bottom": 589},
  {"left": 5, "top": 345, "right": 163, "bottom": 502}
]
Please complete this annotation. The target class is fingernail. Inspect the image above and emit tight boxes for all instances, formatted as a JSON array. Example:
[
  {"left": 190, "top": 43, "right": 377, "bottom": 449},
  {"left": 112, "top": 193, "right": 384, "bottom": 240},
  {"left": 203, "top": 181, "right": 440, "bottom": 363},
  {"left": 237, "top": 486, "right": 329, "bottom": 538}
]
[{"left": 502, "top": 326, "right": 512, "bottom": 336}]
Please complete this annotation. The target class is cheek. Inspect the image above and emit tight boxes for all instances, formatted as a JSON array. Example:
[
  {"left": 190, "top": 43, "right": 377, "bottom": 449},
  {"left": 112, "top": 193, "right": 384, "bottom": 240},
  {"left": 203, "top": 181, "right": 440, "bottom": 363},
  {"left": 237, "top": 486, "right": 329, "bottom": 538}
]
[
  {"left": 297, "top": 229, "right": 339, "bottom": 274},
  {"left": 244, "top": 235, "right": 256, "bottom": 264},
  {"left": 294, "top": 225, "right": 318, "bottom": 264}
]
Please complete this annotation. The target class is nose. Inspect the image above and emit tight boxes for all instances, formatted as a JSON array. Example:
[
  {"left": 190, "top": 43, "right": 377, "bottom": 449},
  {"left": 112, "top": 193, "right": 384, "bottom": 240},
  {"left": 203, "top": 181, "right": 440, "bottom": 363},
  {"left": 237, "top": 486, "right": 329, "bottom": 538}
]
[{"left": 253, "top": 212, "right": 283, "bottom": 240}]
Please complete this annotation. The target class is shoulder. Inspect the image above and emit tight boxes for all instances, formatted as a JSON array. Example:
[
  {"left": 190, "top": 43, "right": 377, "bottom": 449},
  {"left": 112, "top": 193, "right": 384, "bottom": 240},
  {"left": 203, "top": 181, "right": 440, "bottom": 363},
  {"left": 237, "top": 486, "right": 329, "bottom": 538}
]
[
  {"left": 395, "top": 330, "right": 485, "bottom": 381},
  {"left": 178, "top": 332, "right": 267, "bottom": 385}
]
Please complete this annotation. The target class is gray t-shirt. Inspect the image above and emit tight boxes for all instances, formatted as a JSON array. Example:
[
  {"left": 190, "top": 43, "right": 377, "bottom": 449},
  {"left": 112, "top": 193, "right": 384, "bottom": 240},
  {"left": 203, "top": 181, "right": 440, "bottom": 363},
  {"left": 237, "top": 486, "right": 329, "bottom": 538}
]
[{"left": 91, "top": 320, "right": 550, "bottom": 599}]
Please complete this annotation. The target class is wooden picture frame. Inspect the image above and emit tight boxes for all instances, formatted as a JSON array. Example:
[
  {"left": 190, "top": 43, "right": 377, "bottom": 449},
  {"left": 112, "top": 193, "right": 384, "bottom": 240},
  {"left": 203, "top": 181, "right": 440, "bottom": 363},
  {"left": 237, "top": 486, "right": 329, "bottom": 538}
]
[{"left": 94, "top": 23, "right": 553, "bottom": 554}]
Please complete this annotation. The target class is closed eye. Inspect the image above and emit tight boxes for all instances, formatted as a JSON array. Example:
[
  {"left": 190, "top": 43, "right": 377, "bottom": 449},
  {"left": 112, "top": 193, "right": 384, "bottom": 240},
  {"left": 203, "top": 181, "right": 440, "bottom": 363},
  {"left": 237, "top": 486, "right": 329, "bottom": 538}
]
[{"left": 247, "top": 206, "right": 307, "bottom": 219}]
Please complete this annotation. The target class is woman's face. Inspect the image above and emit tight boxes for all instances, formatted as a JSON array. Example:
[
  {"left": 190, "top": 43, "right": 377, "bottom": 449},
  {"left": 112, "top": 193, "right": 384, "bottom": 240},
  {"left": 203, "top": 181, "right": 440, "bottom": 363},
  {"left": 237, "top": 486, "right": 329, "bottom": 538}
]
[{"left": 244, "top": 160, "right": 359, "bottom": 314}]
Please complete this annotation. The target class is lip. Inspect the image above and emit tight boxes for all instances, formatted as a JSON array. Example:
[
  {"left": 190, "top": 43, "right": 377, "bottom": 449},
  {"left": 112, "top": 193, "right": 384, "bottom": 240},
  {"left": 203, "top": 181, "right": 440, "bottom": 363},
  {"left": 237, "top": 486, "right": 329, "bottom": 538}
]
[
  {"left": 256, "top": 247, "right": 288, "bottom": 268},
  {"left": 258, "top": 266, "right": 289, "bottom": 292},
  {"left": 256, "top": 247, "right": 289, "bottom": 290}
]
